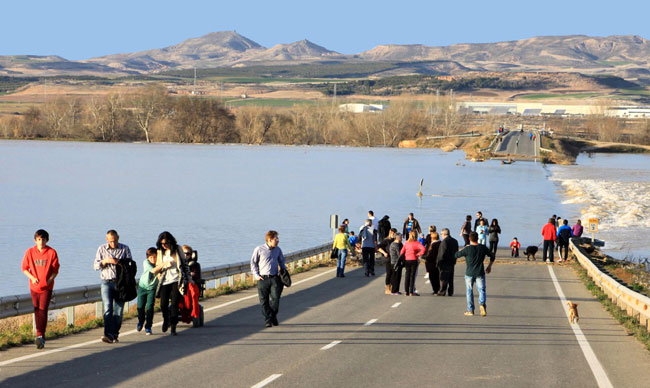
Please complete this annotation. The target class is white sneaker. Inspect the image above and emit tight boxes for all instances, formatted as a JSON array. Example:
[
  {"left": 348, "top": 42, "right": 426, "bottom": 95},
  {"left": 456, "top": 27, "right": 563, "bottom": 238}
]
[
  {"left": 545, "top": 259, "right": 551, "bottom": 263},
  {"left": 424, "top": 273, "right": 429, "bottom": 279},
  {"left": 558, "top": 259, "right": 564, "bottom": 263}
]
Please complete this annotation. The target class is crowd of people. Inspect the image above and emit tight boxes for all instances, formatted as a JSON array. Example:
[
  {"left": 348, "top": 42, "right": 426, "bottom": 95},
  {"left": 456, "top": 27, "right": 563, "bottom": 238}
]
[{"left": 20, "top": 212, "right": 586, "bottom": 349}]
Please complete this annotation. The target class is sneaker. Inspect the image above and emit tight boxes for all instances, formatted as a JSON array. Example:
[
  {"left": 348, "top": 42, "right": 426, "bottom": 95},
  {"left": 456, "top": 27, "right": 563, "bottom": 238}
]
[
  {"left": 35, "top": 336, "right": 44, "bottom": 349},
  {"left": 411, "top": 292, "right": 420, "bottom": 296},
  {"left": 545, "top": 259, "right": 551, "bottom": 263},
  {"left": 464, "top": 311, "right": 474, "bottom": 316},
  {"left": 424, "top": 273, "right": 429, "bottom": 279},
  {"left": 112, "top": 336, "right": 119, "bottom": 343},
  {"left": 480, "top": 305, "right": 487, "bottom": 316},
  {"left": 558, "top": 259, "right": 564, "bottom": 263},
  {"left": 145, "top": 329, "right": 152, "bottom": 335},
  {"left": 136, "top": 323, "right": 143, "bottom": 332},
  {"left": 162, "top": 321, "right": 169, "bottom": 333},
  {"left": 391, "top": 292, "right": 401, "bottom": 295},
  {"left": 265, "top": 321, "right": 272, "bottom": 328},
  {"left": 101, "top": 335, "right": 113, "bottom": 344}
]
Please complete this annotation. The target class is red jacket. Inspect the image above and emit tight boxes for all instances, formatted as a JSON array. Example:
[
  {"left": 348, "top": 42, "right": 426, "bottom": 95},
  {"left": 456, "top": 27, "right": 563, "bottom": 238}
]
[
  {"left": 400, "top": 241, "right": 426, "bottom": 261},
  {"left": 22, "top": 246, "right": 60, "bottom": 293},
  {"left": 542, "top": 223, "right": 557, "bottom": 241}
]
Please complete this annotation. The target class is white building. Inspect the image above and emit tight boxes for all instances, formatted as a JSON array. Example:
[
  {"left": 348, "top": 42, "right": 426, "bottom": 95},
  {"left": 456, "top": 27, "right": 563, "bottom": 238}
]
[{"left": 339, "top": 103, "right": 386, "bottom": 113}]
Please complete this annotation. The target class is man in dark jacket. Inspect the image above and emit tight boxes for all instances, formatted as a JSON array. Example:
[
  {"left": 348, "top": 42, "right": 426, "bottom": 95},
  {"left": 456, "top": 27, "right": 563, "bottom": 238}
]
[
  {"left": 389, "top": 234, "right": 404, "bottom": 295},
  {"left": 556, "top": 219, "right": 572, "bottom": 262},
  {"left": 402, "top": 213, "right": 422, "bottom": 237},
  {"left": 436, "top": 228, "right": 459, "bottom": 296},
  {"left": 474, "top": 211, "right": 486, "bottom": 232},
  {"left": 377, "top": 228, "right": 397, "bottom": 294},
  {"left": 378, "top": 215, "right": 392, "bottom": 241}
]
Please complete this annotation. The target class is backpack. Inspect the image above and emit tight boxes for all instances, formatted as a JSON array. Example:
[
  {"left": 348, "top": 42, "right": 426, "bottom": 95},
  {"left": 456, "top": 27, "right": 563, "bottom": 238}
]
[{"left": 115, "top": 258, "right": 138, "bottom": 302}]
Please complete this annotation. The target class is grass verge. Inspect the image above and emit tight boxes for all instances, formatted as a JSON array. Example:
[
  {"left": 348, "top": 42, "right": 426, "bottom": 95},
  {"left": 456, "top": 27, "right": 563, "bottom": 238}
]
[
  {"left": 0, "top": 259, "right": 334, "bottom": 350},
  {"left": 571, "top": 261, "right": 650, "bottom": 352}
]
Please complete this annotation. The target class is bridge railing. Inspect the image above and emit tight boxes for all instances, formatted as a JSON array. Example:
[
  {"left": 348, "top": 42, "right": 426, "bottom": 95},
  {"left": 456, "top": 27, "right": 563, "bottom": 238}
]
[
  {"left": 0, "top": 242, "right": 332, "bottom": 324},
  {"left": 570, "top": 238, "right": 650, "bottom": 331}
]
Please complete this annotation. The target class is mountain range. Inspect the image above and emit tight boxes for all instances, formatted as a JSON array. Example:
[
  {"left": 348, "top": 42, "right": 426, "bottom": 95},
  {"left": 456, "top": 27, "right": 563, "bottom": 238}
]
[{"left": 1, "top": 31, "right": 650, "bottom": 80}]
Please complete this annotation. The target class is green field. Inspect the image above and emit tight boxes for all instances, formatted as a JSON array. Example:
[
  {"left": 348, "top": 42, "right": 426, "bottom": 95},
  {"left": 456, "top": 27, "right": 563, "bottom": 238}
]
[{"left": 225, "top": 98, "right": 318, "bottom": 107}]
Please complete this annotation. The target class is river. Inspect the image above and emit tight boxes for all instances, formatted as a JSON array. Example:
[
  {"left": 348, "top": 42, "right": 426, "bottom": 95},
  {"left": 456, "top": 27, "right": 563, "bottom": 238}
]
[{"left": 1, "top": 140, "right": 643, "bottom": 296}]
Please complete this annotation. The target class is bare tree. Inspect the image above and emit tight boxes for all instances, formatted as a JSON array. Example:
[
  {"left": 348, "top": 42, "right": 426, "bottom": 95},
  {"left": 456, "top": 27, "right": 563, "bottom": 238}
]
[{"left": 131, "top": 85, "right": 169, "bottom": 143}]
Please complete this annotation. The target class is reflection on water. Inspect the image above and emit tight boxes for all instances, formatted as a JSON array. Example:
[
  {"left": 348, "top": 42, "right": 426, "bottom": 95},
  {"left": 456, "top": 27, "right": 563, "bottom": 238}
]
[
  {"left": 549, "top": 153, "right": 650, "bottom": 260},
  {"left": 2, "top": 140, "right": 566, "bottom": 295}
]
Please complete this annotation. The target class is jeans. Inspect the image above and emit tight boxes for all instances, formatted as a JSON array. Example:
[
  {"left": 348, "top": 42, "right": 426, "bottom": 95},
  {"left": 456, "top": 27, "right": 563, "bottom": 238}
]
[
  {"left": 478, "top": 238, "right": 486, "bottom": 246},
  {"left": 337, "top": 249, "right": 348, "bottom": 276},
  {"left": 136, "top": 285, "right": 156, "bottom": 330},
  {"left": 404, "top": 260, "right": 418, "bottom": 294},
  {"left": 258, "top": 275, "right": 283, "bottom": 323},
  {"left": 465, "top": 275, "right": 486, "bottom": 312},
  {"left": 543, "top": 240, "right": 555, "bottom": 262},
  {"left": 31, "top": 290, "right": 52, "bottom": 337},
  {"left": 362, "top": 247, "right": 375, "bottom": 275},
  {"left": 101, "top": 280, "right": 125, "bottom": 338}
]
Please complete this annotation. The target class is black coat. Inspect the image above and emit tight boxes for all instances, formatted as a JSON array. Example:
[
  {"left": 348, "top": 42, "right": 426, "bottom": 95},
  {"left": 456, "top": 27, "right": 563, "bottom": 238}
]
[
  {"left": 378, "top": 216, "right": 392, "bottom": 240},
  {"left": 437, "top": 236, "right": 459, "bottom": 270}
]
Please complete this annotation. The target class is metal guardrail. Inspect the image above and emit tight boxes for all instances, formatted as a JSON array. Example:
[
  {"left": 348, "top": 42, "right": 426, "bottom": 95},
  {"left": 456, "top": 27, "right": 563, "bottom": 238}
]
[
  {"left": 0, "top": 242, "right": 332, "bottom": 321},
  {"left": 570, "top": 238, "right": 650, "bottom": 331},
  {"left": 425, "top": 132, "right": 482, "bottom": 140}
]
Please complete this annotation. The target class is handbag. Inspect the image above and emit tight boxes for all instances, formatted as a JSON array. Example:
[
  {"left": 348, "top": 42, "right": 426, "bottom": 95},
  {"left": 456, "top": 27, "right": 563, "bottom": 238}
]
[
  {"left": 330, "top": 247, "right": 339, "bottom": 259},
  {"left": 279, "top": 268, "right": 292, "bottom": 287}
]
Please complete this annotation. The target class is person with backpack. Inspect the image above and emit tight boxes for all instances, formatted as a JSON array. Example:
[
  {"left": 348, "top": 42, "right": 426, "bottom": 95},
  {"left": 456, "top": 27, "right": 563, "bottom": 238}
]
[
  {"left": 22, "top": 229, "right": 60, "bottom": 349},
  {"left": 94, "top": 229, "right": 133, "bottom": 344},
  {"left": 557, "top": 219, "right": 573, "bottom": 262}
]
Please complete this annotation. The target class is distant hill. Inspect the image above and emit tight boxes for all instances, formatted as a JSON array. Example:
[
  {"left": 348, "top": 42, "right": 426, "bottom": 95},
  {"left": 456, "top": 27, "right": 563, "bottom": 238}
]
[{"left": 2, "top": 32, "right": 650, "bottom": 82}]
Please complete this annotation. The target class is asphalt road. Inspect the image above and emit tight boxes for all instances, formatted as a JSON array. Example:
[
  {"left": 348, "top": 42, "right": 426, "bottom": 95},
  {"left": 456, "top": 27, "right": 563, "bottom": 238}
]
[
  {"left": 2, "top": 254, "right": 650, "bottom": 388},
  {"left": 495, "top": 131, "right": 539, "bottom": 157}
]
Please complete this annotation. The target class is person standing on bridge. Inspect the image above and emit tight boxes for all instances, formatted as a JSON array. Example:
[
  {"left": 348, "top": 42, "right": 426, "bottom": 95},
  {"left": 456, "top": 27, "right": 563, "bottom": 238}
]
[
  {"left": 402, "top": 213, "right": 422, "bottom": 238},
  {"left": 377, "top": 228, "right": 397, "bottom": 293},
  {"left": 389, "top": 233, "right": 404, "bottom": 295},
  {"left": 155, "top": 231, "right": 191, "bottom": 336},
  {"left": 541, "top": 218, "right": 557, "bottom": 263},
  {"left": 333, "top": 225, "right": 352, "bottom": 278},
  {"left": 400, "top": 231, "right": 426, "bottom": 296},
  {"left": 22, "top": 229, "right": 60, "bottom": 349},
  {"left": 437, "top": 228, "right": 459, "bottom": 296},
  {"left": 455, "top": 232, "right": 495, "bottom": 316},
  {"left": 360, "top": 219, "right": 376, "bottom": 276},
  {"left": 474, "top": 211, "right": 485, "bottom": 232},
  {"left": 424, "top": 231, "right": 441, "bottom": 295},
  {"left": 557, "top": 219, "right": 573, "bottom": 262},
  {"left": 572, "top": 219, "right": 583, "bottom": 238},
  {"left": 488, "top": 219, "right": 501, "bottom": 257},
  {"left": 94, "top": 230, "right": 132, "bottom": 343},
  {"left": 461, "top": 215, "right": 472, "bottom": 247},
  {"left": 377, "top": 215, "right": 392, "bottom": 241},
  {"left": 251, "top": 230, "right": 287, "bottom": 327}
]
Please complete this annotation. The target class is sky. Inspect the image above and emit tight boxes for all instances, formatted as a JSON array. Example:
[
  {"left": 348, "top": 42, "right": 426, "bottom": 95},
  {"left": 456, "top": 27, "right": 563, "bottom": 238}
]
[{"left": 1, "top": 0, "right": 648, "bottom": 60}]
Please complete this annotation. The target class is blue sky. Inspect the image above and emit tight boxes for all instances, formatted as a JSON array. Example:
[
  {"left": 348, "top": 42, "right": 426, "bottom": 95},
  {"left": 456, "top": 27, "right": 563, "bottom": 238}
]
[{"left": 1, "top": 0, "right": 647, "bottom": 60}]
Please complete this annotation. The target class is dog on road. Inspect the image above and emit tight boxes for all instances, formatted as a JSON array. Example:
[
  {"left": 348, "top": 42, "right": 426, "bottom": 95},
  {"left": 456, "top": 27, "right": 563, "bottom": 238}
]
[
  {"left": 524, "top": 246, "right": 538, "bottom": 261},
  {"left": 567, "top": 301, "right": 579, "bottom": 324}
]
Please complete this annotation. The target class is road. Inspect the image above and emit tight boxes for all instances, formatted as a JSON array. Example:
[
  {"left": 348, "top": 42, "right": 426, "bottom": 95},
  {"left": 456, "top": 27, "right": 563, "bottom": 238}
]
[
  {"left": 495, "top": 130, "right": 539, "bottom": 158},
  {"left": 2, "top": 253, "right": 650, "bottom": 388}
]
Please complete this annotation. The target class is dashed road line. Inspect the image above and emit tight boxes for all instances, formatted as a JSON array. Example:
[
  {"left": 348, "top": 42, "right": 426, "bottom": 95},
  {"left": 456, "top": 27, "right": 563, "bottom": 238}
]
[
  {"left": 391, "top": 302, "right": 401, "bottom": 308},
  {"left": 364, "top": 319, "right": 378, "bottom": 326},
  {"left": 320, "top": 340, "right": 341, "bottom": 350},
  {"left": 251, "top": 374, "right": 282, "bottom": 388}
]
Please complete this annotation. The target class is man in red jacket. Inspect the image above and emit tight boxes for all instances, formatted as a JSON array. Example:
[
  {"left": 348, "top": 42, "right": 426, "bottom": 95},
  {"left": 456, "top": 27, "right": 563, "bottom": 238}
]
[
  {"left": 541, "top": 218, "right": 557, "bottom": 263},
  {"left": 22, "top": 229, "right": 60, "bottom": 349}
]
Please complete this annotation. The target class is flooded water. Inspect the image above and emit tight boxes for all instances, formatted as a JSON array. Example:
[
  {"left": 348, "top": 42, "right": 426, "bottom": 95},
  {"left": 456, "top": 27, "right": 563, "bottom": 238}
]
[
  {"left": 0, "top": 140, "right": 627, "bottom": 296},
  {"left": 549, "top": 153, "right": 650, "bottom": 260}
]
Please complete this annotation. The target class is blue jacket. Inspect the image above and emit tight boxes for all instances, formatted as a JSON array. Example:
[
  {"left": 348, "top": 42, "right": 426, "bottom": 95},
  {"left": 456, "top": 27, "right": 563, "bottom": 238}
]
[{"left": 557, "top": 225, "right": 572, "bottom": 243}]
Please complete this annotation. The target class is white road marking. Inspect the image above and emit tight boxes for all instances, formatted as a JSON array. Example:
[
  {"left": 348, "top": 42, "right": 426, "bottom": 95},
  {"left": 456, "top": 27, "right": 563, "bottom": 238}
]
[
  {"left": 251, "top": 374, "right": 282, "bottom": 388},
  {"left": 547, "top": 266, "right": 614, "bottom": 388},
  {"left": 364, "top": 319, "right": 378, "bottom": 326},
  {"left": 0, "top": 268, "right": 337, "bottom": 367},
  {"left": 391, "top": 302, "right": 401, "bottom": 308},
  {"left": 320, "top": 340, "right": 341, "bottom": 350}
]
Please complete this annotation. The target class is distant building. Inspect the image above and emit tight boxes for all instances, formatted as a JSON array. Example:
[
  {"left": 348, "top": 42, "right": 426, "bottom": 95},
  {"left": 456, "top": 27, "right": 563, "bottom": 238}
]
[
  {"left": 339, "top": 103, "right": 385, "bottom": 113},
  {"left": 606, "top": 106, "right": 650, "bottom": 118}
]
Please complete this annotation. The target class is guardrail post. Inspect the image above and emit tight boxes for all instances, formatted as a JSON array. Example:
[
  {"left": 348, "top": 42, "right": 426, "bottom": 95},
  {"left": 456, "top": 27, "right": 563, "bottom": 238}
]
[
  {"left": 65, "top": 306, "right": 75, "bottom": 326},
  {"left": 213, "top": 279, "right": 219, "bottom": 289},
  {"left": 240, "top": 273, "right": 246, "bottom": 284},
  {"left": 305, "top": 257, "right": 310, "bottom": 265},
  {"left": 228, "top": 275, "right": 234, "bottom": 287},
  {"left": 95, "top": 301, "right": 103, "bottom": 319}
]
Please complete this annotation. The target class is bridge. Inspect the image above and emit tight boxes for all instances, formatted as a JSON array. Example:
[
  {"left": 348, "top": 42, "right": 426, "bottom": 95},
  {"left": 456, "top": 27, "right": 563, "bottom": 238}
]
[
  {"left": 1, "top": 244, "right": 650, "bottom": 387},
  {"left": 495, "top": 130, "right": 540, "bottom": 158}
]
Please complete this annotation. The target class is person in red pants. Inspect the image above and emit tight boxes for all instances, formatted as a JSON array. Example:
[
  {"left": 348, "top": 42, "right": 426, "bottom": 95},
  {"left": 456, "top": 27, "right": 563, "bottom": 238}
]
[{"left": 22, "top": 229, "right": 60, "bottom": 349}]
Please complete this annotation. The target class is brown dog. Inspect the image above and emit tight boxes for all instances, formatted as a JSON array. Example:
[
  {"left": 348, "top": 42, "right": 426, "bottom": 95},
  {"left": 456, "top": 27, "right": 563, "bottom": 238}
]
[{"left": 567, "top": 301, "right": 579, "bottom": 324}]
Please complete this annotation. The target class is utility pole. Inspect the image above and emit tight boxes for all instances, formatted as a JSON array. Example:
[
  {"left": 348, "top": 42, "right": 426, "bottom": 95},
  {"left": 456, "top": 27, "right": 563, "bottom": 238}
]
[{"left": 192, "top": 68, "right": 197, "bottom": 95}]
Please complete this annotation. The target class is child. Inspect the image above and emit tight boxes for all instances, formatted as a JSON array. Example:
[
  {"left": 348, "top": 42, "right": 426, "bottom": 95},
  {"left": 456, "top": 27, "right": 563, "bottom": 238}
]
[
  {"left": 181, "top": 245, "right": 201, "bottom": 323},
  {"left": 477, "top": 219, "right": 488, "bottom": 246},
  {"left": 137, "top": 247, "right": 162, "bottom": 335},
  {"left": 418, "top": 233, "right": 426, "bottom": 245},
  {"left": 348, "top": 231, "right": 359, "bottom": 257},
  {"left": 510, "top": 237, "right": 521, "bottom": 257},
  {"left": 22, "top": 229, "right": 60, "bottom": 349}
]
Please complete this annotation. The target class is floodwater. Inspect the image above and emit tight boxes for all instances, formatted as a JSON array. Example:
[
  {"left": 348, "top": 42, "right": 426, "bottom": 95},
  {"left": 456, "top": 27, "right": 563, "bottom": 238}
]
[{"left": 1, "top": 140, "right": 636, "bottom": 296}]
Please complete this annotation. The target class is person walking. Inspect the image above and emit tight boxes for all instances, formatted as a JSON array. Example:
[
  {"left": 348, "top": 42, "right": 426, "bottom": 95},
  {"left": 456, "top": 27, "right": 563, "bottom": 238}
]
[
  {"left": 377, "top": 215, "right": 392, "bottom": 241},
  {"left": 572, "top": 219, "right": 584, "bottom": 238},
  {"left": 557, "top": 219, "right": 573, "bottom": 262},
  {"left": 461, "top": 215, "right": 472, "bottom": 247},
  {"left": 251, "top": 230, "right": 287, "bottom": 327},
  {"left": 332, "top": 225, "right": 352, "bottom": 278},
  {"left": 437, "top": 228, "right": 459, "bottom": 296},
  {"left": 378, "top": 228, "right": 397, "bottom": 294},
  {"left": 155, "top": 231, "right": 190, "bottom": 336},
  {"left": 541, "top": 218, "right": 557, "bottom": 263},
  {"left": 402, "top": 213, "right": 422, "bottom": 238},
  {"left": 424, "top": 231, "right": 441, "bottom": 294},
  {"left": 359, "top": 219, "right": 377, "bottom": 276},
  {"left": 488, "top": 219, "right": 501, "bottom": 257},
  {"left": 455, "top": 232, "right": 495, "bottom": 316},
  {"left": 94, "top": 230, "right": 132, "bottom": 343},
  {"left": 400, "top": 231, "right": 425, "bottom": 296},
  {"left": 389, "top": 234, "right": 404, "bottom": 295},
  {"left": 22, "top": 229, "right": 60, "bottom": 349},
  {"left": 136, "top": 247, "right": 162, "bottom": 335}
]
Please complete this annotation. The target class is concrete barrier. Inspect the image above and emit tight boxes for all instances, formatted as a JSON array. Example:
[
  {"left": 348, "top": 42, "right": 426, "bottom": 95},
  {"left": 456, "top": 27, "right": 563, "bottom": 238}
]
[
  {"left": 570, "top": 238, "right": 650, "bottom": 331},
  {"left": 0, "top": 242, "right": 332, "bottom": 324}
]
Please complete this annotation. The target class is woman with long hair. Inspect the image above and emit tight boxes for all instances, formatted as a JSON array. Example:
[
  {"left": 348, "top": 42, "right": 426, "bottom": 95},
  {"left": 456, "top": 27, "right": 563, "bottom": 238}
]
[
  {"left": 461, "top": 215, "right": 472, "bottom": 247},
  {"left": 156, "top": 231, "right": 190, "bottom": 336},
  {"left": 425, "top": 231, "right": 441, "bottom": 294},
  {"left": 400, "top": 231, "right": 426, "bottom": 296},
  {"left": 488, "top": 219, "right": 501, "bottom": 257}
]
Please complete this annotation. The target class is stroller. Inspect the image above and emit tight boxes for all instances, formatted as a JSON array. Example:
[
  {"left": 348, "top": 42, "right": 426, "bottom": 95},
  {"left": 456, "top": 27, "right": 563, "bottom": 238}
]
[{"left": 176, "top": 250, "right": 205, "bottom": 328}]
